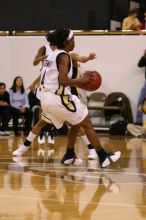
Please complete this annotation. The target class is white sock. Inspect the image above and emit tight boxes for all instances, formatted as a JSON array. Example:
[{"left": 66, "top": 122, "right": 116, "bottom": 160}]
[
  {"left": 81, "top": 134, "right": 90, "bottom": 145},
  {"left": 27, "top": 131, "right": 37, "bottom": 142}
]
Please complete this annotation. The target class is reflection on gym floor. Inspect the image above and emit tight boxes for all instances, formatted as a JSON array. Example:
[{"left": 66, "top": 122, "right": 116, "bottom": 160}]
[{"left": 0, "top": 134, "right": 146, "bottom": 220}]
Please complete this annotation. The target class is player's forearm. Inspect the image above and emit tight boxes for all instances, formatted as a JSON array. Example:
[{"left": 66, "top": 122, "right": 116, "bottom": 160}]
[
  {"left": 75, "top": 56, "right": 88, "bottom": 63},
  {"left": 33, "top": 55, "right": 45, "bottom": 66},
  {"left": 33, "top": 75, "right": 41, "bottom": 85},
  {"left": 33, "top": 57, "right": 42, "bottom": 66},
  {"left": 59, "top": 78, "right": 84, "bottom": 87},
  {"left": 28, "top": 75, "right": 41, "bottom": 91}
]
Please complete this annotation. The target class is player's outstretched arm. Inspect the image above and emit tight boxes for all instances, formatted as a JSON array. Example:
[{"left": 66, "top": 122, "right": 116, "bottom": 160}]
[
  {"left": 70, "top": 52, "right": 96, "bottom": 63},
  {"left": 27, "top": 75, "right": 41, "bottom": 91},
  {"left": 33, "top": 46, "right": 47, "bottom": 66}
]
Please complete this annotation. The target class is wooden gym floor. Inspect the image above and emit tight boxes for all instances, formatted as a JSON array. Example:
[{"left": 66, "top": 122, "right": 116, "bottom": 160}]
[{"left": 0, "top": 133, "right": 146, "bottom": 220}]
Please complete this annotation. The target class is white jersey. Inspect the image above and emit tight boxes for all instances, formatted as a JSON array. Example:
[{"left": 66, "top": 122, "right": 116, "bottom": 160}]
[
  {"left": 39, "top": 49, "right": 88, "bottom": 129},
  {"left": 36, "top": 44, "right": 52, "bottom": 100},
  {"left": 45, "top": 44, "right": 52, "bottom": 56},
  {"left": 40, "top": 49, "right": 73, "bottom": 96},
  {"left": 42, "top": 44, "right": 52, "bottom": 68}
]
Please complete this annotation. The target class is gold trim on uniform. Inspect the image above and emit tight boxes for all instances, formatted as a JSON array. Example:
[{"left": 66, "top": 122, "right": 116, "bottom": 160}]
[
  {"left": 61, "top": 95, "right": 76, "bottom": 112},
  {"left": 41, "top": 112, "right": 53, "bottom": 124},
  {"left": 55, "top": 84, "right": 65, "bottom": 95}
]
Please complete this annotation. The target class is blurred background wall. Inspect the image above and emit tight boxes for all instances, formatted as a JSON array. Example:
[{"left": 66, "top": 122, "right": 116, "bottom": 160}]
[
  {"left": 0, "top": 0, "right": 146, "bottom": 31},
  {"left": 0, "top": 35, "right": 145, "bottom": 119}
]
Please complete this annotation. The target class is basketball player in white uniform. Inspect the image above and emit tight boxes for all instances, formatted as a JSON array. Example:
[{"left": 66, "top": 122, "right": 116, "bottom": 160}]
[
  {"left": 33, "top": 44, "right": 52, "bottom": 66},
  {"left": 30, "top": 42, "right": 98, "bottom": 159},
  {"left": 32, "top": 43, "right": 56, "bottom": 145},
  {"left": 13, "top": 29, "right": 121, "bottom": 168}
]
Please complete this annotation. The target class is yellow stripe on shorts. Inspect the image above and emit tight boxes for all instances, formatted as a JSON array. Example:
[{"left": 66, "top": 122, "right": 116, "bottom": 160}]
[
  {"left": 41, "top": 112, "right": 53, "bottom": 124},
  {"left": 61, "top": 95, "right": 76, "bottom": 112}
]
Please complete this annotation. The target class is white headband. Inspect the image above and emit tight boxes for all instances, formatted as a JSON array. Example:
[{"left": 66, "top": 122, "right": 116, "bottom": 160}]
[
  {"left": 67, "top": 30, "right": 74, "bottom": 40},
  {"left": 49, "top": 30, "right": 55, "bottom": 33}
]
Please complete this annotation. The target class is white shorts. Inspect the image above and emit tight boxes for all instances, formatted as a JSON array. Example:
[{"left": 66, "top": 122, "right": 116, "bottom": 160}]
[{"left": 40, "top": 91, "right": 88, "bottom": 129}]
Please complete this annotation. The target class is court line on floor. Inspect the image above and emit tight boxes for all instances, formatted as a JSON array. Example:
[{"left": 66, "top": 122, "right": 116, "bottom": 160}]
[{"left": 0, "top": 194, "right": 146, "bottom": 208}]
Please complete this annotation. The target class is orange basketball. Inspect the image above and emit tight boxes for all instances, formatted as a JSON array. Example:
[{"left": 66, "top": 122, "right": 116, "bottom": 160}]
[{"left": 79, "top": 70, "right": 102, "bottom": 91}]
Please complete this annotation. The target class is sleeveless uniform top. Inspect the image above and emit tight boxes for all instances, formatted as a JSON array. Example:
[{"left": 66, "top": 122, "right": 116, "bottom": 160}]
[
  {"left": 45, "top": 44, "right": 52, "bottom": 56},
  {"left": 42, "top": 44, "right": 52, "bottom": 68},
  {"left": 40, "top": 49, "right": 73, "bottom": 96}
]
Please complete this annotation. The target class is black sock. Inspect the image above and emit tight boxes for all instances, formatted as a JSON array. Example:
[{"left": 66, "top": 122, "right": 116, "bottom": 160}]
[
  {"left": 50, "top": 132, "right": 54, "bottom": 139},
  {"left": 96, "top": 147, "right": 107, "bottom": 162},
  {"left": 66, "top": 148, "right": 75, "bottom": 157},
  {"left": 24, "top": 139, "right": 31, "bottom": 146},
  {"left": 39, "top": 132, "right": 44, "bottom": 138},
  {"left": 87, "top": 144, "right": 94, "bottom": 150}
]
